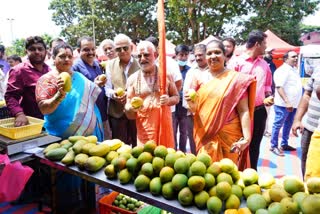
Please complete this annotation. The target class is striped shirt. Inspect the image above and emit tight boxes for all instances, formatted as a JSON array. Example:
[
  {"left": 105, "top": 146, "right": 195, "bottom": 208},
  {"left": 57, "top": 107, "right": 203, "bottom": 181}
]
[{"left": 304, "top": 71, "right": 320, "bottom": 132}]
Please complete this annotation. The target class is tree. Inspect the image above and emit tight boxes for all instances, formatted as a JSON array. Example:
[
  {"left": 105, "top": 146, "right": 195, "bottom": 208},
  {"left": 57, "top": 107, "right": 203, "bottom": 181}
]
[
  {"left": 49, "top": 0, "right": 158, "bottom": 46},
  {"left": 5, "top": 34, "right": 53, "bottom": 57},
  {"left": 49, "top": 0, "right": 320, "bottom": 46},
  {"left": 5, "top": 38, "right": 26, "bottom": 57},
  {"left": 239, "top": 0, "right": 320, "bottom": 46}
]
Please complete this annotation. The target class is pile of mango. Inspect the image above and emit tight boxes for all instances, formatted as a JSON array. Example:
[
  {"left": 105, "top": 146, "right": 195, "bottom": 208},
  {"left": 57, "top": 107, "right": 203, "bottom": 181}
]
[
  {"left": 44, "top": 138, "right": 320, "bottom": 213},
  {"left": 43, "top": 135, "right": 124, "bottom": 172},
  {"left": 112, "top": 193, "right": 143, "bottom": 212}
]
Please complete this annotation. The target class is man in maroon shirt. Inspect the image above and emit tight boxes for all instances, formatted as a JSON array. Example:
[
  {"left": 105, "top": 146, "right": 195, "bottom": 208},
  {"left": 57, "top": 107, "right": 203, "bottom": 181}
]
[{"left": 5, "top": 36, "right": 50, "bottom": 126}]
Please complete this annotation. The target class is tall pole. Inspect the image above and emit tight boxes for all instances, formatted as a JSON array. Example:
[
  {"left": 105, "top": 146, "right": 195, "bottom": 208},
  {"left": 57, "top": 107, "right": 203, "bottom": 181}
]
[{"left": 7, "top": 18, "right": 15, "bottom": 43}]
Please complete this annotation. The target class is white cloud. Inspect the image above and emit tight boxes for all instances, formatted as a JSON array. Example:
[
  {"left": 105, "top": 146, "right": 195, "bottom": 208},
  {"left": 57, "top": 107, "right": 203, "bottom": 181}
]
[{"left": 0, "top": 0, "right": 61, "bottom": 46}]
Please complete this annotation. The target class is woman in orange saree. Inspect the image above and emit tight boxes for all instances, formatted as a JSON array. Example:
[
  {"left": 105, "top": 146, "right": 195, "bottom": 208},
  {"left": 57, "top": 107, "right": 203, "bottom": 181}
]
[{"left": 186, "top": 40, "right": 256, "bottom": 170}]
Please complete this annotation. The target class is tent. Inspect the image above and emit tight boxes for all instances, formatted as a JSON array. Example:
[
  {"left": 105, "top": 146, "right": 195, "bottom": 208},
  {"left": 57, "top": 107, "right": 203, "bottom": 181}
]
[
  {"left": 234, "top": 30, "right": 300, "bottom": 68},
  {"left": 197, "top": 35, "right": 220, "bottom": 46}
]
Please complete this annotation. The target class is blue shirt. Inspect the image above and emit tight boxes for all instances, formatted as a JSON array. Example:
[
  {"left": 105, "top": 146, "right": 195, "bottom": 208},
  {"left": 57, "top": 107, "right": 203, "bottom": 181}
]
[
  {"left": 0, "top": 59, "right": 10, "bottom": 75},
  {"left": 72, "top": 58, "right": 108, "bottom": 121}
]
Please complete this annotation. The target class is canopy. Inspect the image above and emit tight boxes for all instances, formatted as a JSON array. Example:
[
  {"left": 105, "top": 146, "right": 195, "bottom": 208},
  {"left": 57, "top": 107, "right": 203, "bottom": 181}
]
[
  {"left": 197, "top": 35, "right": 220, "bottom": 46},
  {"left": 265, "top": 30, "right": 296, "bottom": 49}
]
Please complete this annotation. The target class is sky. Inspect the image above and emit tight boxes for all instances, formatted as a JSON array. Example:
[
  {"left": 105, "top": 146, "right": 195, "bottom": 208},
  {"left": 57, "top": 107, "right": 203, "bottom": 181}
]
[
  {"left": 0, "top": 0, "right": 319, "bottom": 46},
  {"left": 0, "top": 0, "right": 61, "bottom": 46}
]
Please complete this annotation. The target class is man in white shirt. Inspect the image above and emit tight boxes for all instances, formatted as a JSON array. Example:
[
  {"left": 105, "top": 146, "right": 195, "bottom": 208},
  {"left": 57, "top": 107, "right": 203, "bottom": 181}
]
[
  {"left": 270, "top": 51, "right": 302, "bottom": 156},
  {"left": 183, "top": 44, "right": 208, "bottom": 154}
]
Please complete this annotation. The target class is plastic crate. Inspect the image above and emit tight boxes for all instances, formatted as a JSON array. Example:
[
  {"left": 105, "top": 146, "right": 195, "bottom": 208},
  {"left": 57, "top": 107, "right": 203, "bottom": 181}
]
[
  {"left": 99, "top": 192, "right": 140, "bottom": 214},
  {"left": 0, "top": 116, "right": 44, "bottom": 139}
]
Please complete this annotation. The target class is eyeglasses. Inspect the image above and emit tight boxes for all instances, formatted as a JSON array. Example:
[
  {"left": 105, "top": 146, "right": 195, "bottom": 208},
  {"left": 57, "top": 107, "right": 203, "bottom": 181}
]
[
  {"left": 115, "top": 46, "right": 129, "bottom": 52},
  {"left": 137, "top": 53, "right": 150, "bottom": 59}
]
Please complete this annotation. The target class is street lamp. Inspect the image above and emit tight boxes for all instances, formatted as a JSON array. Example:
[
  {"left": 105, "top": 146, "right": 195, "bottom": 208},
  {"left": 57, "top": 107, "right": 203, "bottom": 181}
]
[{"left": 6, "top": 18, "right": 15, "bottom": 43}]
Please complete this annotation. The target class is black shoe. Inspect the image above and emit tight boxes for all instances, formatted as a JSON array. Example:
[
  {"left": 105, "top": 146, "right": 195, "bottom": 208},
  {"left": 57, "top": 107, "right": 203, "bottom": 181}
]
[
  {"left": 270, "top": 147, "right": 284, "bottom": 156},
  {"left": 280, "top": 145, "right": 296, "bottom": 151}
]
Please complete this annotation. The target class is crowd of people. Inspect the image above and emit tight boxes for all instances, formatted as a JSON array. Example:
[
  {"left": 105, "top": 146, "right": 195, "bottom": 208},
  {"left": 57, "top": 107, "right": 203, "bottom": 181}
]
[{"left": 0, "top": 29, "right": 319, "bottom": 180}]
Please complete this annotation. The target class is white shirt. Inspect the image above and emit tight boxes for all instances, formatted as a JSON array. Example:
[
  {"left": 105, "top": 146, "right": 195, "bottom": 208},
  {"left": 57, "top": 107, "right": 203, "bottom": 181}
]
[
  {"left": 156, "top": 56, "right": 182, "bottom": 112},
  {"left": 274, "top": 63, "right": 302, "bottom": 108},
  {"left": 105, "top": 57, "right": 134, "bottom": 98}
]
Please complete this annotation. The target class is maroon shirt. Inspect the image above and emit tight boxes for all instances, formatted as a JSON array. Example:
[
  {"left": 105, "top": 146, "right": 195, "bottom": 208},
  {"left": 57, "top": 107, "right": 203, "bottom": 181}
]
[{"left": 5, "top": 61, "right": 50, "bottom": 119}]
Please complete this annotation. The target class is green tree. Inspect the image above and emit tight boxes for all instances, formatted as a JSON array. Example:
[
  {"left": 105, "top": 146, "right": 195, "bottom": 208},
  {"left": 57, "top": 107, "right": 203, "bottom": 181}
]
[
  {"left": 239, "top": 0, "right": 320, "bottom": 46},
  {"left": 5, "top": 38, "right": 26, "bottom": 57},
  {"left": 5, "top": 34, "right": 53, "bottom": 57},
  {"left": 49, "top": 0, "right": 158, "bottom": 46},
  {"left": 49, "top": 0, "right": 320, "bottom": 46}
]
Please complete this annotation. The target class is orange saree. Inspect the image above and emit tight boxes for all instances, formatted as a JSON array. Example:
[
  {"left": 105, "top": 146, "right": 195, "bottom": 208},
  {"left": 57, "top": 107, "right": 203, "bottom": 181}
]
[{"left": 194, "top": 70, "right": 256, "bottom": 170}]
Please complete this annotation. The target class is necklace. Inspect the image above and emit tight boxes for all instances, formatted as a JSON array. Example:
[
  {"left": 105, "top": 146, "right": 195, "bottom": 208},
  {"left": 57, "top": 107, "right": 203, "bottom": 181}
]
[
  {"left": 137, "top": 67, "right": 158, "bottom": 96},
  {"left": 136, "top": 67, "right": 159, "bottom": 112}
]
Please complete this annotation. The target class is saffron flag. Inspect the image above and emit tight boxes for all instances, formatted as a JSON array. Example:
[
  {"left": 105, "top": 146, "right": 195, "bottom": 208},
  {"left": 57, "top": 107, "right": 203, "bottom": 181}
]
[{"left": 157, "top": 0, "right": 174, "bottom": 148}]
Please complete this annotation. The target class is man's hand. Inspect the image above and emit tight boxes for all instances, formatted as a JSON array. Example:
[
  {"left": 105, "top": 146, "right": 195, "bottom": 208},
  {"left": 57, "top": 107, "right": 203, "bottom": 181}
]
[
  {"left": 94, "top": 75, "right": 107, "bottom": 87},
  {"left": 113, "top": 91, "right": 127, "bottom": 105},
  {"left": 285, "top": 102, "right": 293, "bottom": 112},
  {"left": 263, "top": 96, "right": 274, "bottom": 106},
  {"left": 160, "top": 94, "right": 169, "bottom": 106},
  {"left": 292, "top": 120, "right": 304, "bottom": 137},
  {"left": 15, "top": 112, "right": 29, "bottom": 127}
]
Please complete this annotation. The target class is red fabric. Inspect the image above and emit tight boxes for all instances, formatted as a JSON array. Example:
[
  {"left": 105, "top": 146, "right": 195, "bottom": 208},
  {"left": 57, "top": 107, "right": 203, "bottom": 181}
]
[
  {"left": 0, "top": 154, "right": 34, "bottom": 202},
  {"left": 157, "top": 0, "right": 174, "bottom": 148}
]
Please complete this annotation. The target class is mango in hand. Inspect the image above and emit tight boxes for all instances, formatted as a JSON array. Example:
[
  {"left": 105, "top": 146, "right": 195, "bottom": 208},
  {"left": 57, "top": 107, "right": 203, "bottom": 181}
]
[
  {"left": 188, "top": 89, "right": 198, "bottom": 102},
  {"left": 131, "top": 97, "right": 143, "bottom": 109},
  {"left": 115, "top": 87, "right": 125, "bottom": 97},
  {"left": 98, "top": 74, "right": 107, "bottom": 81},
  {"left": 59, "top": 72, "right": 72, "bottom": 92}
]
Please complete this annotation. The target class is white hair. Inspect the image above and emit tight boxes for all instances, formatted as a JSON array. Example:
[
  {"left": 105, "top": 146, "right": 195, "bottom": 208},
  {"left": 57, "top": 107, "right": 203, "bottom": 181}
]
[
  {"left": 99, "top": 39, "right": 114, "bottom": 49},
  {"left": 137, "top": 41, "right": 156, "bottom": 52},
  {"left": 114, "top": 34, "right": 131, "bottom": 45}
]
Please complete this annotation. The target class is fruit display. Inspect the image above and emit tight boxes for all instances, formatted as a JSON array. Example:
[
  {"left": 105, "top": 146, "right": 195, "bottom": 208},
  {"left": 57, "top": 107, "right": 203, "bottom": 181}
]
[
  {"left": 112, "top": 193, "right": 144, "bottom": 212},
  {"left": 43, "top": 137, "right": 320, "bottom": 213}
]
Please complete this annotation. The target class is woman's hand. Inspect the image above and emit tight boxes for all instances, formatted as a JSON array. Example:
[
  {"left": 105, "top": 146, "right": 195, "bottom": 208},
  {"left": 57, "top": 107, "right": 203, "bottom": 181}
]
[{"left": 230, "top": 138, "right": 250, "bottom": 153}]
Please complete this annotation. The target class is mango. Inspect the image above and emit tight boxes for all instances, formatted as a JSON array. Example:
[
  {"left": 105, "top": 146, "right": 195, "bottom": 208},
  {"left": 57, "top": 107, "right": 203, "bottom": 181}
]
[
  {"left": 85, "top": 156, "right": 106, "bottom": 172},
  {"left": 101, "top": 139, "right": 123, "bottom": 151},
  {"left": 61, "top": 142, "right": 73, "bottom": 150},
  {"left": 60, "top": 139, "right": 72, "bottom": 145},
  {"left": 43, "top": 143, "right": 60, "bottom": 154},
  {"left": 306, "top": 177, "right": 320, "bottom": 194},
  {"left": 118, "top": 168, "right": 132, "bottom": 184},
  {"left": 178, "top": 187, "right": 194, "bottom": 206},
  {"left": 98, "top": 74, "right": 107, "bottom": 81},
  {"left": 68, "top": 135, "right": 86, "bottom": 143},
  {"left": 131, "top": 96, "right": 143, "bottom": 109},
  {"left": 59, "top": 72, "right": 72, "bottom": 92},
  {"left": 45, "top": 147, "right": 68, "bottom": 161},
  {"left": 74, "top": 153, "right": 89, "bottom": 169},
  {"left": 187, "top": 89, "right": 197, "bottom": 102},
  {"left": 247, "top": 194, "right": 267, "bottom": 213},
  {"left": 61, "top": 150, "right": 75, "bottom": 165},
  {"left": 85, "top": 135, "right": 98, "bottom": 144},
  {"left": 104, "top": 164, "right": 117, "bottom": 179},
  {"left": 72, "top": 139, "right": 88, "bottom": 154},
  {"left": 115, "top": 87, "right": 125, "bottom": 96},
  {"left": 89, "top": 144, "right": 110, "bottom": 157},
  {"left": 81, "top": 143, "right": 96, "bottom": 154}
]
